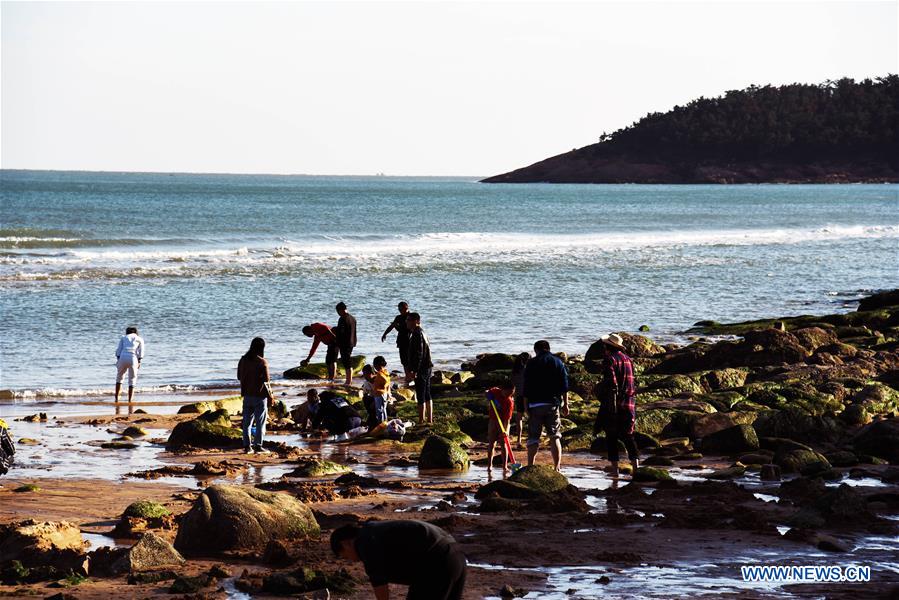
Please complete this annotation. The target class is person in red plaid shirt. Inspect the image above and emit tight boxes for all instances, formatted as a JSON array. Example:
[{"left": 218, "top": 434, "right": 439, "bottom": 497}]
[{"left": 594, "top": 333, "right": 639, "bottom": 478}]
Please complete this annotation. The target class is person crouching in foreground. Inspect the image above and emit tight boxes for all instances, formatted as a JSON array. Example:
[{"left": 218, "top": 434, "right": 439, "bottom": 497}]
[
  {"left": 485, "top": 380, "right": 515, "bottom": 478},
  {"left": 237, "top": 337, "right": 275, "bottom": 454},
  {"left": 331, "top": 519, "right": 467, "bottom": 600},
  {"left": 594, "top": 333, "right": 639, "bottom": 477}
]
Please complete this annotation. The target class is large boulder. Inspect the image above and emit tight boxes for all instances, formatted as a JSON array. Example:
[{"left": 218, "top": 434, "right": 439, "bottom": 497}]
[
  {"left": 852, "top": 419, "right": 899, "bottom": 463},
  {"left": 585, "top": 333, "right": 664, "bottom": 373},
  {"left": 753, "top": 408, "right": 844, "bottom": 445},
  {"left": 174, "top": 485, "right": 319, "bottom": 556},
  {"left": 283, "top": 355, "right": 366, "bottom": 379},
  {"left": 178, "top": 396, "right": 244, "bottom": 415},
  {"left": 418, "top": 435, "right": 470, "bottom": 471},
  {"left": 699, "top": 424, "right": 759, "bottom": 455},
  {"left": 774, "top": 443, "right": 831, "bottom": 475},
  {"left": 470, "top": 353, "right": 516, "bottom": 376},
  {"left": 792, "top": 327, "right": 840, "bottom": 352},
  {"left": 851, "top": 383, "right": 899, "bottom": 415},
  {"left": 111, "top": 532, "right": 185, "bottom": 573},
  {"left": 508, "top": 464, "right": 568, "bottom": 493},
  {"left": 857, "top": 289, "right": 899, "bottom": 311},
  {"left": 0, "top": 520, "right": 88, "bottom": 576},
  {"left": 700, "top": 368, "right": 749, "bottom": 391},
  {"left": 690, "top": 412, "right": 757, "bottom": 439},
  {"left": 166, "top": 410, "right": 241, "bottom": 451}
]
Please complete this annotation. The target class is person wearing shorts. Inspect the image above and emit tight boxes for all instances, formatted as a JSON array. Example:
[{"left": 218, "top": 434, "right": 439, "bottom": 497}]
[
  {"left": 406, "top": 312, "right": 433, "bottom": 425},
  {"left": 334, "top": 302, "right": 357, "bottom": 386},
  {"left": 523, "top": 340, "right": 569, "bottom": 471},
  {"left": 115, "top": 326, "right": 145, "bottom": 404}
]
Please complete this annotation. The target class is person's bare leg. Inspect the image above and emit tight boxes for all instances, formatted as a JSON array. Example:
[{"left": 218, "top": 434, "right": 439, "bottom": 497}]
[
  {"left": 486, "top": 440, "right": 495, "bottom": 476},
  {"left": 501, "top": 441, "right": 509, "bottom": 477},
  {"left": 515, "top": 416, "right": 523, "bottom": 447},
  {"left": 609, "top": 461, "right": 620, "bottom": 478},
  {"left": 343, "top": 362, "right": 352, "bottom": 386},
  {"left": 426, "top": 401, "right": 433, "bottom": 424},
  {"left": 527, "top": 443, "right": 538, "bottom": 466},
  {"left": 114, "top": 383, "right": 122, "bottom": 403},
  {"left": 550, "top": 438, "right": 562, "bottom": 471},
  {"left": 418, "top": 403, "right": 425, "bottom": 425},
  {"left": 127, "top": 385, "right": 135, "bottom": 403},
  {"left": 328, "top": 363, "right": 337, "bottom": 382}
]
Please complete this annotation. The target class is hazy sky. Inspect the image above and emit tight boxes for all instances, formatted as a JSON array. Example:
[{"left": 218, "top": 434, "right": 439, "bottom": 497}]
[{"left": 2, "top": 1, "right": 896, "bottom": 176}]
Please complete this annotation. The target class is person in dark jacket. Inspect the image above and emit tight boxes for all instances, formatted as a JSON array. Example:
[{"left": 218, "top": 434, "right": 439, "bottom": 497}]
[
  {"left": 335, "top": 302, "right": 358, "bottom": 386},
  {"left": 593, "top": 333, "right": 639, "bottom": 478},
  {"left": 522, "top": 340, "right": 569, "bottom": 470},
  {"left": 309, "top": 389, "right": 362, "bottom": 436},
  {"left": 406, "top": 312, "right": 433, "bottom": 425},
  {"left": 381, "top": 301, "right": 411, "bottom": 378},
  {"left": 237, "top": 337, "right": 275, "bottom": 454},
  {"left": 331, "top": 520, "right": 467, "bottom": 600}
]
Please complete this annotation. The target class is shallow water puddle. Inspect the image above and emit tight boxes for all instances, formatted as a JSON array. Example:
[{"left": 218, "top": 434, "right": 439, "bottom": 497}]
[{"left": 472, "top": 562, "right": 799, "bottom": 599}]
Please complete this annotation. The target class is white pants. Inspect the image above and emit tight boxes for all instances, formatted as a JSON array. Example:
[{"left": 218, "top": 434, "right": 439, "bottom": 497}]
[{"left": 116, "top": 357, "right": 139, "bottom": 386}]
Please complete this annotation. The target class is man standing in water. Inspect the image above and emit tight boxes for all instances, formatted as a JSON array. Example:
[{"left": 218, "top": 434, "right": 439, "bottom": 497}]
[
  {"left": 523, "top": 340, "right": 569, "bottom": 471},
  {"left": 594, "top": 333, "right": 639, "bottom": 478},
  {"left": 381, "top": 301, "right": 411, "bottom": 378},
  {"left": 335, "top": 302, "right": 358, "bottom": 386},
  {"left": 115, "top": 326, "right": 145, "bottom": 404},
  {"left": 331, "top": 519, "right": 467, "bottom": 600},
  {"left": 406, "top": 312, "right": 433, "bottom": 425}
]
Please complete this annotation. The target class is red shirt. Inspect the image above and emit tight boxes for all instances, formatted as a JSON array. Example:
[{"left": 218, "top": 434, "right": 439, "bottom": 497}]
[
  {"left": 486, "top": 387, "right": 514, "bottom": 424},
  {"left": 310, "top": 322, "right": 337, "bottom": 345}
]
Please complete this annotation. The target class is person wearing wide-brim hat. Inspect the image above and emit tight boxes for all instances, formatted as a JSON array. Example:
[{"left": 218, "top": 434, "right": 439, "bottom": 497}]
[{"left": 593, "top": 333, "right": 639, "bottom": 478}]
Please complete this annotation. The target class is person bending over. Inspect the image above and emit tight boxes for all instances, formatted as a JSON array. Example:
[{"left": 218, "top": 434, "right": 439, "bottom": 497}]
[
  {"left": 331, "top": 519, "right": 467, "bottom": 600},
  {"left": 300, "top": 322, "right": 339, "bottom": 381},
  {"left": 115, "top": 326, "right": 145, "bottom": 404}
]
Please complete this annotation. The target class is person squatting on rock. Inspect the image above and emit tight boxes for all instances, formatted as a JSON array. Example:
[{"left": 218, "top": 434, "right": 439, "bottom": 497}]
[
  {"left": 237, "top": 337, "right": 275, "bottom": 454},
  {"left": 308, "top": 388, "right": 362, "bottom": 438},
  {"left": 335, "top": 301, "right": 358, "bottom": 386},
  {"left": 381, "top": 301, "right": 412, "bottom": 379},
  {"left": 485, "top": 380, "right": 515, "bottom": 477},
  {"left": 594, "top": 333, "right": 639, "bottom": 477},
  {"left": 406, "top": 312, "right": 434, "bottom": 425},
  {"left": 114, "top": 326, "right": 145, "bottom": 404},
  {"left": 331, "top": 519, "right": 467, "bottom": 600},
  {"left": 300, "top": 322, "right": 339, "bottom": 380},
  {"left": 523, "top": 340, "right": 570, "bottom": 471}
]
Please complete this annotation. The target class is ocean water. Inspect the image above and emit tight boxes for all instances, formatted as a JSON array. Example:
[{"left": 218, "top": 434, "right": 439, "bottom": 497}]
[{"left": 0, "top": 170, "right": 896, "bottom": 400}]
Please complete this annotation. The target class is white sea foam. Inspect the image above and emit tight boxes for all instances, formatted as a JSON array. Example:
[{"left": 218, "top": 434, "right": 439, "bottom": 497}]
[{"left": 0, "top": 225, "right": 895, "bottom": 282}]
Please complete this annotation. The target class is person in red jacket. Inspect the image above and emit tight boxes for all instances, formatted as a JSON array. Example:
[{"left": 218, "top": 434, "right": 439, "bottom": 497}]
[
  {"left": 485, "top": 380, "right": 515, "bottom": 478},
  {"left": 300, "top": 322, "right": 339, "bottom": 380}
]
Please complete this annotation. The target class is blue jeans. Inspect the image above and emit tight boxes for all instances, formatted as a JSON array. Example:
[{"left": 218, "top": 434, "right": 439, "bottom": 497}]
[
  {"left": 242, "top": 396, "right": 268, "bottom": 448},
  {"left": 372, "top": 395, "right": 388, "bottom": 424}
]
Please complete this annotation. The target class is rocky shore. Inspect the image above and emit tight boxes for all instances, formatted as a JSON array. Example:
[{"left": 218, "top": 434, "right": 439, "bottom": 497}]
[{"left": 1, "top": 290, "right": 897, "bottom": 598}]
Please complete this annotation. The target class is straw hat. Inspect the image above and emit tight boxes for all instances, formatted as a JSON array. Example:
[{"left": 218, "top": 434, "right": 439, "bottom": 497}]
[{"left": 601, "top": 333, "right": 626, "bottom": 351}]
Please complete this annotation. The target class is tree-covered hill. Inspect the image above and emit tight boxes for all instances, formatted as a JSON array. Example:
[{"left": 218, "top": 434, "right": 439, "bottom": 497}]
[{"left": 482, "top": 76, "right": 899, "bottom": 184}]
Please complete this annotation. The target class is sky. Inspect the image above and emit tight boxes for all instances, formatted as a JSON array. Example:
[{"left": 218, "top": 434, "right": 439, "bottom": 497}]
[{"left": 1, "top": 0, "right": 896, "bottom": 176}]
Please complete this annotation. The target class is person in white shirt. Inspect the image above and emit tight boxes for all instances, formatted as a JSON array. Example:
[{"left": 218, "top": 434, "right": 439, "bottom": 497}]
[{"left": 115, "top": 326, "right": 145, "bottom": 404}]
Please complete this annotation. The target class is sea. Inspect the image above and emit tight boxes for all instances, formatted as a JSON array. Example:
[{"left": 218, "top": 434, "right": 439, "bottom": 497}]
[{"left": 0, "top": 170, "right": 896, "bottom": 404}]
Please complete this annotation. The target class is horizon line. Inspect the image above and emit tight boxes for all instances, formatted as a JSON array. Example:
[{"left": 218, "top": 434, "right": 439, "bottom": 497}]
[{"left": 0, "top": 167, "right": 487, "bottom": 179}]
